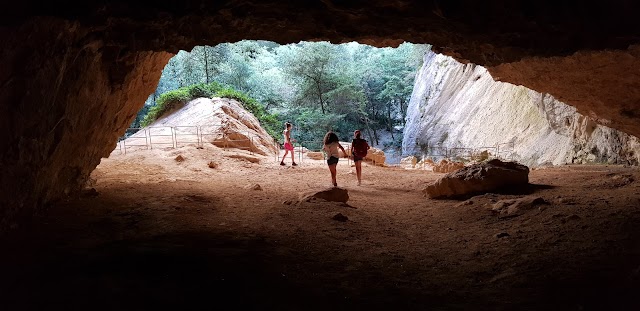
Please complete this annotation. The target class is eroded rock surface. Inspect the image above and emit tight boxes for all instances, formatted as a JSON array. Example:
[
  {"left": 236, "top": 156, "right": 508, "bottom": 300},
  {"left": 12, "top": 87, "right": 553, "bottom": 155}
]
[
  {"left": 404, "top": 49, "right": 640, "bottom": 166},
  {"left": 132, "top": 97, "right": 277, "bottom": 155},
  {"left": 424, "top": 160, "right": 530, "bottom": 199}
]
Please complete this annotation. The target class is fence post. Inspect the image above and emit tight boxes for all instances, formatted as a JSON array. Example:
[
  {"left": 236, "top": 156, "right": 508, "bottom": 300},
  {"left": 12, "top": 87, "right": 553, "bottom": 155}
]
[
  {"left": 149, "top": 128, "right": 153, "bottom": 150},
  {"left": 171, "top": 127, "right": 176, "bottom": 149}
]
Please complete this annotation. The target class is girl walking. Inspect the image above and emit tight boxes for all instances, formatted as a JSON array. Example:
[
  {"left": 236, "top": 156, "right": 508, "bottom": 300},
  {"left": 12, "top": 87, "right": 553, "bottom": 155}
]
[
  {"left": 350, "top": 130, "right": 370, "bottom": 186},
  {"left": 280, "top": 122, "right": 297, "bottom": 166},
  {"left": 322, "top": 131, "right": 347, "bottom": 187}
]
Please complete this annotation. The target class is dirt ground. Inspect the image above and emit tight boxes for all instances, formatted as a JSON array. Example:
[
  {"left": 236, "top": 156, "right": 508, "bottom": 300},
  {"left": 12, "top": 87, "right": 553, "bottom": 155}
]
[{"left": 2, "top": 144, "right": 640, "bottom": 310}]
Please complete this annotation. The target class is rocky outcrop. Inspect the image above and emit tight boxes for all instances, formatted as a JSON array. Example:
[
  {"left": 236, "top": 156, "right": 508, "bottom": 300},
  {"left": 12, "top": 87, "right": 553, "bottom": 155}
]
[
  {"left": 424, "top": 160, "right": 530, "bottom": 199},
  {"left": 135, "top": 97, "right": 277, "bottom": 156},
  {"left": 403, "top": 49, "right": 640, "bottom": 167}
]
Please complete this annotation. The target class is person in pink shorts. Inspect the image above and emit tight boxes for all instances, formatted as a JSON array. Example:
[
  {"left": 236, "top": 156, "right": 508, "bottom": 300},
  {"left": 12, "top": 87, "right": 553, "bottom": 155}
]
[{"left": 280, "top": 122, "right": 297, "bottom": 166}]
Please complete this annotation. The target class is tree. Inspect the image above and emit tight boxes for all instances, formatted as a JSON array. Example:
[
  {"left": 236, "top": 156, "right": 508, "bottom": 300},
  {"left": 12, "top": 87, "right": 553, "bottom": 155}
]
[{"left": 281, "top": 42, "right": 336, "bottom": 114}]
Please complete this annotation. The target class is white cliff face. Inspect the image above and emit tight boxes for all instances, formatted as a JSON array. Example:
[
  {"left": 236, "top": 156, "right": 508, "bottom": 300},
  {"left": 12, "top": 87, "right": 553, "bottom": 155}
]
[{"left": 403, "top": 50, "right": 640, "bottom": 167}]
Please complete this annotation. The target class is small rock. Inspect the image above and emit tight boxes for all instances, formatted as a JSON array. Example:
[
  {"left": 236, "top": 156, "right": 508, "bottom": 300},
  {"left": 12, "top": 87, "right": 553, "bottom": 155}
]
[
  {"left": 561, "top": 214, "right": 581, "bottom": 223},
  {"left": 332, "top": 213, "right": 348, "bottom": 222},
  {"left": 282, "top": 200, "right": 293, "bottom": 205},
  {"left": 175, "top": 155, "right": 185, "bottom": 162},
  {"left": 456, "top": 200, "right": 474, "bottom": 207},
  {"left": 82, "top": 188, "right": 99, "bottom": 197},
  {"left": 300, "top": 187, "right": 349, "bottom": 203},
  {"left": 492, "top": 196, "right": 549, "bottom": 216},
  {"left": 245, "top": 184, "right": 262, "bottom": 191},
  {"left": 495, "top": 232, "right": 510, "bottom": 238},
  {"left": 208, "top": 161, "right": 218, "bottom": 168}
]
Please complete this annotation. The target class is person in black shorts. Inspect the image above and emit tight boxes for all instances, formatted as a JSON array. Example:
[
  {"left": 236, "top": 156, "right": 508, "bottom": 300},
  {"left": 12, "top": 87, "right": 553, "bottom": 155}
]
[{"left": 322, "top": 131, "right": 347, "bottom": 187}]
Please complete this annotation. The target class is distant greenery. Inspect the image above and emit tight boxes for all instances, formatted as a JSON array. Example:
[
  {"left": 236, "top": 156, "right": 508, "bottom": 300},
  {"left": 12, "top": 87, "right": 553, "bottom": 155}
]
[{"left": 136, "top": 41, "right": 429, "bottom": 148}]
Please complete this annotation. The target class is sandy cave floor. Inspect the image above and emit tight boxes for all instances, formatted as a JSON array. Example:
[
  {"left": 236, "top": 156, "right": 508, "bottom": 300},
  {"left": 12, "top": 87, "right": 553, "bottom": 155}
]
[{"left": 2, "top": 144, "right": 640, "bottom": 310}]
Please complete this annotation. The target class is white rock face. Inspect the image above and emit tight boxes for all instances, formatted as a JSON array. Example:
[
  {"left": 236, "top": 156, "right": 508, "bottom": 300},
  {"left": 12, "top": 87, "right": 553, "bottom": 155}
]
[{"left": 403, "top": 50, "right": 640, "bottom": 167}]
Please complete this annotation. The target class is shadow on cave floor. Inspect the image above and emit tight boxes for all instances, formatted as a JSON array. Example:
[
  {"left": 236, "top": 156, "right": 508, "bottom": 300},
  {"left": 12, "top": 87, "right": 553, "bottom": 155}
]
[
  {"left": 1, "top": 166, "right": 640, "bottom": 310},
  {"left": 442, "top": 183, "right": 557, "bottom": 201}
]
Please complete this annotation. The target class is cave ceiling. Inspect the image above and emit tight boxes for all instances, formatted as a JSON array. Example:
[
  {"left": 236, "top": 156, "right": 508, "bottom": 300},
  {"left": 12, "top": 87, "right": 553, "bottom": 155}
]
[
  {"left": 4, "top": 1, "right": 639, "bottom": 65},
  {"left": 1, "top": 0, "right": 639, "bottom": 135}
]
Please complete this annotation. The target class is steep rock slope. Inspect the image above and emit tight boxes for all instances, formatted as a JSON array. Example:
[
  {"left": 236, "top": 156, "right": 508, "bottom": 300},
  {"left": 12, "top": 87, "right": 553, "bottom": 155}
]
[
  {"left": 129, "top": 97, "right": 277, "bottom": 156},
  {"left": 403, "top": 50, "right": 640, "bottom": 166}
]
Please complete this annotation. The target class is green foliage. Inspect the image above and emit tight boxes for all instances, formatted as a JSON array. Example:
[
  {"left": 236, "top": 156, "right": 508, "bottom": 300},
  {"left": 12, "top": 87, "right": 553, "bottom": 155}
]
[
  {"left": 187, "top": 81, "right": 223, "bottom": 98},
  {"left": 139, "top": 41, "right": 430, "bottom": 147},
  {"left": 141, "top": 82, "right": 223, "bottom": 127},
  {"left": 141, "top": 88, "right": 190, "bottom": 127}
]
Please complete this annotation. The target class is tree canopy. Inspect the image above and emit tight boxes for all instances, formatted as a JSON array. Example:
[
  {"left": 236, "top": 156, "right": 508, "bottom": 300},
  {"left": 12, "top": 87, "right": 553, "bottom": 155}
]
[{"left": 136, "top": 40, "right": 428, "bottom": 150}]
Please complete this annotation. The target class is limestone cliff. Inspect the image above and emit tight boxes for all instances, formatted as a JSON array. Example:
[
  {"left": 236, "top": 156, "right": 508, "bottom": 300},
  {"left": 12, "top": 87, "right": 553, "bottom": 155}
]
[{"left": 403, "top": 50, "right": 640, "bottom": 167}]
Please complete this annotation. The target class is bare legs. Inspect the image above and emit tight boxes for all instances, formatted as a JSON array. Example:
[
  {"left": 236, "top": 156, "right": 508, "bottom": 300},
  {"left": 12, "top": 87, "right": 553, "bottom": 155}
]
[
  {"left": 280, "top": 149, "right": 297, "bottom": 166},
  {"left": 329, "top": 164, "right": 337, "bottom": 187},
  {"left": 355, "top": 160, "right": 362, "bottom": 185},
  {"left": 280, "top": 150, "right": 289, "bottom": 165}
]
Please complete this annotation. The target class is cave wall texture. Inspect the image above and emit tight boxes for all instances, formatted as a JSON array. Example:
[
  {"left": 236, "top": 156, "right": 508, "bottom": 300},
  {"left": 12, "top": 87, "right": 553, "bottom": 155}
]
[{"left": 0, "top": 0, "right": 639, "bottom": 228}]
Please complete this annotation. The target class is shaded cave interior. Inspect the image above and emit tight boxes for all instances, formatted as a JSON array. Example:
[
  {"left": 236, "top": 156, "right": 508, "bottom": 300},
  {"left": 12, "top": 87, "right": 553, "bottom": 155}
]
[
  {"left": 1, "top": 0, "right": 639, "bottom": 225},
  {"left": 1, "top": 2, "right": 640, "bottom": 310}
]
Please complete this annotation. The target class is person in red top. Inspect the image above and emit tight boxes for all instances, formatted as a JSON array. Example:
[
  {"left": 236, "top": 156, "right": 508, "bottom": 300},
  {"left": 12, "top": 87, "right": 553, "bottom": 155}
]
[
  {"left": 280, "top": 122, "right": 297, "bottom": 166},
  {"left": 350, "top": 130, "right": 370, "bottom": 186}
]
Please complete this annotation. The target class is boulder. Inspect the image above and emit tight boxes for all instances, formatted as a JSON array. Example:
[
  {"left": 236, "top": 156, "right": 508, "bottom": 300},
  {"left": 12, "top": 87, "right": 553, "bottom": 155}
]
[
  {"left": 306, "top": 151, "right": 325, "bottom": 160},
  {"left": 299, "top": 187, "right": 349, "bottom": 203},
  {"left": 432, "top": 159, "right": 465, "bottom": 173},
  {"left": 365, "top": 147, "right": 386, "bottom": 166},
  {"left": 424, "top": 159, "right": 529, "bottom": 199},
  {"left": 401, "top": 156, "right": 418, "bottom": 168}
]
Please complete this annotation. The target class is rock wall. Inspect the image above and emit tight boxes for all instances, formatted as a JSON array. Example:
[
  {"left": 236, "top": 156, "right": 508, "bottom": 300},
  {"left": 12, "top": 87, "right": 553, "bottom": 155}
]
[
  {"left": 403, "top": 50, "right": 640, "bottom": 167},
  {"left": 0, "top": 19, "right": 171, "bottom": 228},
  {"left": 138, "top": 97, "right": 278, "bottom": 156}
]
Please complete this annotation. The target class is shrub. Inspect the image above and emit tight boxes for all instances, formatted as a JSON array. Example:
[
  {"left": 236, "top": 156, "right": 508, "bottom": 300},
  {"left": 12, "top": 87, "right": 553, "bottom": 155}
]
[
  {"left": 141, "top": 88, "right": 190, "bottom": 127},
  {"left": 141, "top": 82, "right": 224, "bottom": 127},
  {"left": 186, "top": 82, "right": 223, "bottom": 98}
]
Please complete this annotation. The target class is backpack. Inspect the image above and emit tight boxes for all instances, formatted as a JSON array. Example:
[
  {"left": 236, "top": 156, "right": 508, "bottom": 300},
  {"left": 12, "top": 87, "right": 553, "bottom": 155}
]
[{"left": 352, "top": 139, "right": 369, "bottom": 158}]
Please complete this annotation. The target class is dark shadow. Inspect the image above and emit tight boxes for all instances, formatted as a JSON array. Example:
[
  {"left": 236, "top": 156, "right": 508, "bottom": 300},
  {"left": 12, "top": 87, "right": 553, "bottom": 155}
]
[
  {"left": 0, "top": 230, "right": 447, "bottom": 311},
  {"left": 438, "top": 183, "right": 557, "bottom": 201}
]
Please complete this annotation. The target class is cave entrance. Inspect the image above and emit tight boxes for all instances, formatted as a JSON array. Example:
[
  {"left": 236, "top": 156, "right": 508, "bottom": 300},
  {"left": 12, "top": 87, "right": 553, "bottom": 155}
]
[{"left": 110, "top": 40, "right": 428, "bottom": 169}]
